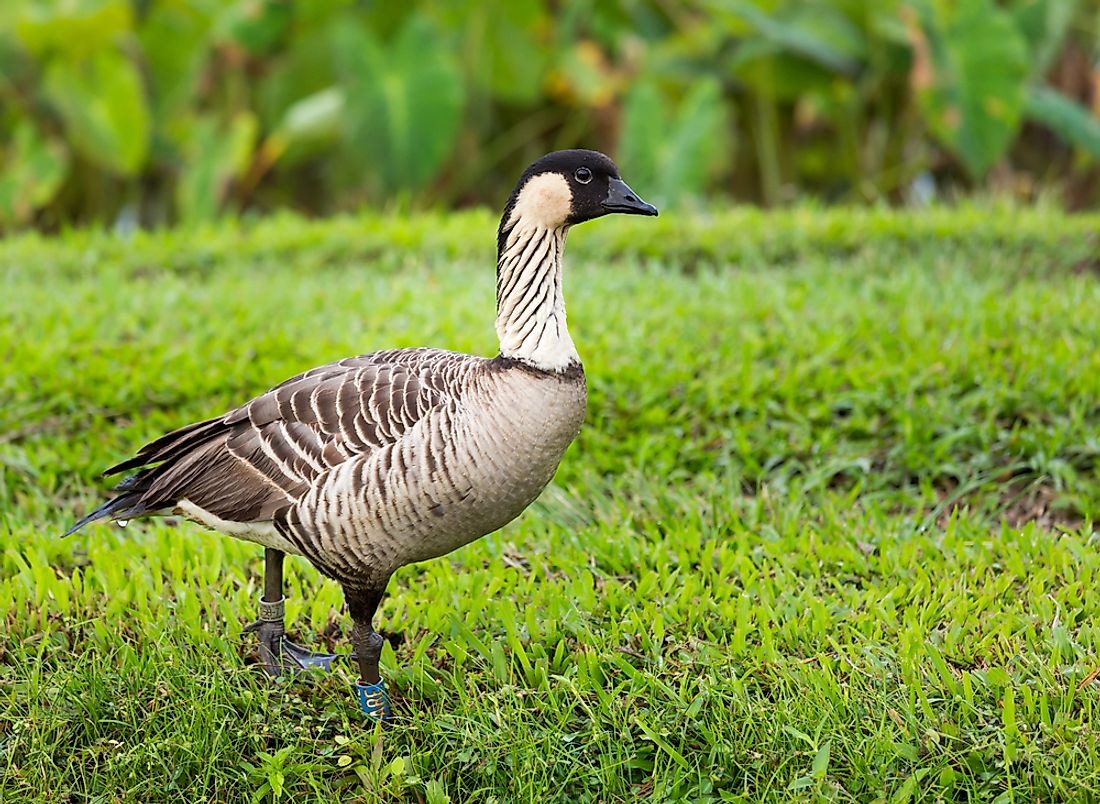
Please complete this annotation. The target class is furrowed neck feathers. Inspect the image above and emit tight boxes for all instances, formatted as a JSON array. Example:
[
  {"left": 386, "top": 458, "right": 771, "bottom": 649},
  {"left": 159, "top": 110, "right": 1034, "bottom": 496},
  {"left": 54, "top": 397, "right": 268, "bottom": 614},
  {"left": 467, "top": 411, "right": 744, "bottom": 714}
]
[{"left": 494, "top": 182, "right": 579, "bottom": 373}]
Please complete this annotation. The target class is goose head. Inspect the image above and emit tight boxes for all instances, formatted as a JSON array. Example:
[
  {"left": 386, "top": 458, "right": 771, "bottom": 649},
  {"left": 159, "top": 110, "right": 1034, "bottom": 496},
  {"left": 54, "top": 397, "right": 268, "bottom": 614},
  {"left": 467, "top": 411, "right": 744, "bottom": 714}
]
[{"left": 500, "top": 149, "right": 658, "bottom": 234}]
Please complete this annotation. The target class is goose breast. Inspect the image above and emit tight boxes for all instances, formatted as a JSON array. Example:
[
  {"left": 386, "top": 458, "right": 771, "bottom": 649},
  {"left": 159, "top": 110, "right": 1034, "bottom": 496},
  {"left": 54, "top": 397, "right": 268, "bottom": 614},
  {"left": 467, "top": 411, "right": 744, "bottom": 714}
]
[{"left": 282, "top": 358, "right": 587, "bottom": 582}]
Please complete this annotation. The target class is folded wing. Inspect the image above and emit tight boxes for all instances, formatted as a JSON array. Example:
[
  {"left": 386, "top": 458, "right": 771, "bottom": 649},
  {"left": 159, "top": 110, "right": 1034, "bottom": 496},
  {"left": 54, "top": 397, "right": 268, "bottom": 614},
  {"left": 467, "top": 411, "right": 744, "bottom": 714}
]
[{"left": 66, "top": 350, "right": 463, "bottom": 535}]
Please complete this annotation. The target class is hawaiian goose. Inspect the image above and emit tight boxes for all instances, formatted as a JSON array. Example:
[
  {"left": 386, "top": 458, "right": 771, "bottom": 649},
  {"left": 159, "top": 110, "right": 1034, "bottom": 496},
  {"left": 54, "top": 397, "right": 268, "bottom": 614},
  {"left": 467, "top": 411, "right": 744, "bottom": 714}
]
[{"left": 65, "top": 150, "right": 657, "bottom": 720}]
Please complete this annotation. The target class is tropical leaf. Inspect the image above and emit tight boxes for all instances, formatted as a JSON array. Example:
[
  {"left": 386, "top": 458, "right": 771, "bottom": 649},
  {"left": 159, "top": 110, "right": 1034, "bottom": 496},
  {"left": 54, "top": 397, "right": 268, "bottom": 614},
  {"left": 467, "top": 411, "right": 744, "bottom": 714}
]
[
  {"left": 217, "top": 0, "right": 292, "bottom": 56},
  {"left": 176, "top": 112, "right": 257, "bottom": 222},
  {"left": 42, "top": 49, "right": 150, "bottom": 176},
  {"left": 0, "top": 0, "right": 1094, "bottom": 228},
  {"left": 335, "top": 15, "right": 464, "bottom": 193},
  {"left": 10, "top": 0, "right": 131, "bottom": 60},
  {"left": 1009, "top": 0, "right": 1079, "bottom": 75},
  {"left": 0, "top": 121, "right": 69, "bottom": 225},
  {"left": 1025, "top": 85, "right": 1100, "bottom": 158},
  {"left": 708, "top": 0, "right": 861, "bottom": 75},
  {"left": 910, "top": 0, "right": 1030, "bottom": 179},
  {"left": 264, "top": 86, "right": 345, "bottom": 169},
  {"left": 256, "top": 21, "right": 340, "bottom": 131},
  {"left": 279, "top": 87, "right": 344, "bottom": 146},
  {"left": 619, "top": 76, "right": 729, "bottom": 204},
  {"left": 618, "top": 80, "right": 663, "bottom": 190},
  {"left": 441, "top": 0, "right": 551, "bottom": 105},
  {"left": 715, "top": 0, "right": 867, "bottom": 104},
  {"left": 137, "top": 3, "right": 215, "bottom": 124}
]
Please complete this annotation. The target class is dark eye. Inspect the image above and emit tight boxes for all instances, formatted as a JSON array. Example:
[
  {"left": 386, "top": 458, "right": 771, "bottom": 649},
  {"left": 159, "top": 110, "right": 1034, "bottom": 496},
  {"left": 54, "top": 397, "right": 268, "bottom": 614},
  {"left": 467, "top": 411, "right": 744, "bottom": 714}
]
[{"left": 574, "top": 167, "right": 592, "bottom": 184}]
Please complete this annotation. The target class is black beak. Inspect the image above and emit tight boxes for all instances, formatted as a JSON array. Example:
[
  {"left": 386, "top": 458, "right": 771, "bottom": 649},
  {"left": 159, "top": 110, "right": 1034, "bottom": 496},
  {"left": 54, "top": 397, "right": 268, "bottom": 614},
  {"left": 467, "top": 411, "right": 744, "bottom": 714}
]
[{"left": 602, "top": 178, "right": 658, "bottom": 216}]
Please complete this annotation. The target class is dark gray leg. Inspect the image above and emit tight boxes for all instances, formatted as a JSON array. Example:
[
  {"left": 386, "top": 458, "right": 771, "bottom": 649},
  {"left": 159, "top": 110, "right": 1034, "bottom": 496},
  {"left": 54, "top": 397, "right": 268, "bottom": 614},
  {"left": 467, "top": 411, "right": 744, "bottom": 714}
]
[
  {"left": 243, "top": 548, "right": 339, "bottom": 675},
  {"left": 347, "top": 585, "right": 391, "bottom": 720}
]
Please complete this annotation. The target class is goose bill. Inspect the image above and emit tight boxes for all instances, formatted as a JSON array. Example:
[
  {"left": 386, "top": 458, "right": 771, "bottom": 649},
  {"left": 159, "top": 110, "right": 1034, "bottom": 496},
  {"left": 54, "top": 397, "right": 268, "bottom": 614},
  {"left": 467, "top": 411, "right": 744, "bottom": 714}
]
[{"left": 601, "top": 178, "right": 658, "bottom": 216}]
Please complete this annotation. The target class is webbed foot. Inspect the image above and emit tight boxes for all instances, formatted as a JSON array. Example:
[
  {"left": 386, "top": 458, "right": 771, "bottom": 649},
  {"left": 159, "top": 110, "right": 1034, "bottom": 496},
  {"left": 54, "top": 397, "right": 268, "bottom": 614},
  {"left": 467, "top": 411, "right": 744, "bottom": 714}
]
[{"left": 243, "top": 595, "right": 339, "bottom": 676}]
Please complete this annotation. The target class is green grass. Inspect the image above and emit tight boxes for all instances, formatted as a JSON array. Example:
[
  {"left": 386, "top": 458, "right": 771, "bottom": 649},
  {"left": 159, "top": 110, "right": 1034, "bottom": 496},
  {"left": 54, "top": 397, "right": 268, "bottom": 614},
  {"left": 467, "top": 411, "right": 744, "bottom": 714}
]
[{"left": 3, "top": 204, "right": 1100, "bottom": 802}]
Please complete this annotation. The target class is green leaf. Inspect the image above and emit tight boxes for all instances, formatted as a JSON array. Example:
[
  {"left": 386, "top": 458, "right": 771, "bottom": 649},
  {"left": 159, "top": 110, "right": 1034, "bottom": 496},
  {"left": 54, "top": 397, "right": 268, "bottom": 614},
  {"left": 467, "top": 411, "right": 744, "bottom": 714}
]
[
  {"left": 812, "top": 740, "right": 831, "bottom": 778},
  {"left": 789, "top": 775, "right": 815, "bottom": 790},
  {"left": 620, "top": 76, "right": 729, "bottom": 204},
  {"left": 440, "top": 1, "right": 550, "bottom": 105},
  {"left": 708, "top": 0, "right": 861, "bottom": 75},
  {"left": 277, "top": 87, "right": 344, "bottom": 151},
  {"left": 138, "top": 3, "right": 215, "bottom": 124},
  {"left": 335, "top": 15, "right": 464, "bottom": 193},
  {"left": 11, "top": 0, "right": 132, "bottom": 60},
  {"left": 424, "top": 779, "right": 450, "bottom": 804},
  {"left": 249, "top": 782, "right": 272, "bottom": 804},
  {"left": 889, "top": 772, "right": 919, "bottom": 804},
  {"left": 268, "top": 769, "right": 284, "bottom": 799},
  {"left": 552, "top": 40, "right": 619, "bottom": 107},
  {"left": 257, "top": 21, "right": 340, "bottom": 131},
  {"left": 780, "top": 724, "right": 815, "bottom": 746},
  {"left": 1010, "top": 0, "right": 1078, "bottom": 75},
  {"left": 0, "top": 121, "right": 69, "bottom": 226},
  {"left": 912, "top": 0, "right": 1030, "bottom": 179},
  {"left": 1025, "top": 85, "right": 1100, "bottom": 158},
  {"left": 718, "top": 3, "right": 868, "bottom": 104},
  {"left": 218, "top": 0, "right": 293, "bottom": 55},
  {"left": 1002, "top": 683, "right": 1019, "bottom": 762},
  {"left": 386, "top": 755, "right": 405, "bottom": 777},
  {"left": 42, "top": 49, "right": 150, "bottom": 176},
  {"left": 618, "top": 81, "right": 662, "bottom": 191},
  {"left": 176, "top": 112, "right": 257, "bottom": 222},
  {"left": 634, "top": 718, "right": 693, "bottom": 773}
]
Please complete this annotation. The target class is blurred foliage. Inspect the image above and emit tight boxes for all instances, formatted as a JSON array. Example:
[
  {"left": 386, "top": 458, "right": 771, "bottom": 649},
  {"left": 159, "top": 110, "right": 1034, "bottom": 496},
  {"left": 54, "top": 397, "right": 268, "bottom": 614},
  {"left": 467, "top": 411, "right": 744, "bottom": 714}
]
[{"left": 0, "top": 0, "right": 1099, "bottom": 230}]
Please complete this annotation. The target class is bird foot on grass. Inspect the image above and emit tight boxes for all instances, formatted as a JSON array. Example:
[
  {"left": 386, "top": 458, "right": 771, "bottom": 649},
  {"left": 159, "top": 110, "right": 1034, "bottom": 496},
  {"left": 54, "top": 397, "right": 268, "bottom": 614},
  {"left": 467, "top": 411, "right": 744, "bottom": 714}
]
[{"left": 242, "top": 598, "right": 339, "bottom": 677}]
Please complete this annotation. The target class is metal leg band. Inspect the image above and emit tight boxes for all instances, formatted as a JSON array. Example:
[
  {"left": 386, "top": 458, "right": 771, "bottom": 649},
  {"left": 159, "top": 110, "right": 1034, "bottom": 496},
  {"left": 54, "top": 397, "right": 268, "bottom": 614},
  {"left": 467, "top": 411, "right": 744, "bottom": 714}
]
[{"left": 258, "top": 595, "right": 286, "bottom": 622}]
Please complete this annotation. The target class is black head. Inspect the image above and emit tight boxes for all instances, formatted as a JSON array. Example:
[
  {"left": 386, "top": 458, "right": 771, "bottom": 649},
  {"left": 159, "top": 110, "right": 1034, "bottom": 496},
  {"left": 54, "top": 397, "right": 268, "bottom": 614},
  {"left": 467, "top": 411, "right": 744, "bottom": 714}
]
[{"left": 498, "top": 149, "right": 657, "bottom": 246}]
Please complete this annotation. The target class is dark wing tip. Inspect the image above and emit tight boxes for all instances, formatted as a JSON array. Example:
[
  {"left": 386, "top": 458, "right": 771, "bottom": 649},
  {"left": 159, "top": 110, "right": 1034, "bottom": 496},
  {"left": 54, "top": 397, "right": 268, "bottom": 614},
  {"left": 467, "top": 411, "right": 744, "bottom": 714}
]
[
  {"left": 60, "top": 492, "right": 141, "bottom": 538},
  {"left": 101, "top": 459, "right": 138, "bottom": 478},
  {"left": 61, "top": 506, "right": 109, "bottom": 538},
  {"left": 60, "top": 516, "right": 94, "bottom": 538}
]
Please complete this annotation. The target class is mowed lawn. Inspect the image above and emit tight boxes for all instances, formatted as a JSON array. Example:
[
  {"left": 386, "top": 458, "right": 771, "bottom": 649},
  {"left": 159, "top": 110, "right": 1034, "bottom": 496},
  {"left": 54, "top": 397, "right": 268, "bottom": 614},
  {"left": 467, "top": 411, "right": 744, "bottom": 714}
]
[{"left": 3, "top": 207, "right": 1100, "bottom": 802}]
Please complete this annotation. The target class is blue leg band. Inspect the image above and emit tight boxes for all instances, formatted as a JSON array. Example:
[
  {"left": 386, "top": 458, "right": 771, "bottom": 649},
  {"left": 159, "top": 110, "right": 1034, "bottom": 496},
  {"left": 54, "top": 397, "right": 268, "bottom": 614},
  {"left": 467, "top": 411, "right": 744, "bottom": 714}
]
[{"left": 355, "top": 679, "right": 392, "bottom": 721}]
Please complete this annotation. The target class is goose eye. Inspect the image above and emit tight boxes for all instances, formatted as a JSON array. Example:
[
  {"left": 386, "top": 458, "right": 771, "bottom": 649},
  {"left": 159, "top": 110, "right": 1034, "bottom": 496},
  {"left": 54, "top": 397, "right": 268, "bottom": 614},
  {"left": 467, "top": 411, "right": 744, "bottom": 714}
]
[{"left": 574, "top": 167, "right": 592, "bottom": 184}]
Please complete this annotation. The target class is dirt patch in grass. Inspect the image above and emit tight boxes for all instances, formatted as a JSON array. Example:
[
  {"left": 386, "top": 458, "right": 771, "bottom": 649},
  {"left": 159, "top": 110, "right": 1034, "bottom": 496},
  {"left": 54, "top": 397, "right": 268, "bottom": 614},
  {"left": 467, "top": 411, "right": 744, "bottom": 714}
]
[
  {"left": 932, "top": 477, "right": 1085, "bottom": 532},
  {"left": 998, "top": 480, "right": 1084, "bottom": 531}
]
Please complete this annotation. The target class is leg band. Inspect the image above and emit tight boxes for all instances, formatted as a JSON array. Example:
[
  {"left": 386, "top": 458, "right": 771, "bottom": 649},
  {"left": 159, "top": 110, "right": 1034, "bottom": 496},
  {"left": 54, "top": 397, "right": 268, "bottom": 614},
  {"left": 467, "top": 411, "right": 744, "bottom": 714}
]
[
  {"left": 258, "top": 595, "right": 286, "bottom": 622},
  {"left": 355, "top": 679, "right": 392, "bottom": 721}
]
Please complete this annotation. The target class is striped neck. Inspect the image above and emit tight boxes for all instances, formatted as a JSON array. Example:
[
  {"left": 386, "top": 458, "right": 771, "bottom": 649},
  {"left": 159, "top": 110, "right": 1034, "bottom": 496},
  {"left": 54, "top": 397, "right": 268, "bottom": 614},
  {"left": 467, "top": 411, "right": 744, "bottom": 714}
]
[{"left": 495, "top": 220, "right": 579, "bottom": 373}]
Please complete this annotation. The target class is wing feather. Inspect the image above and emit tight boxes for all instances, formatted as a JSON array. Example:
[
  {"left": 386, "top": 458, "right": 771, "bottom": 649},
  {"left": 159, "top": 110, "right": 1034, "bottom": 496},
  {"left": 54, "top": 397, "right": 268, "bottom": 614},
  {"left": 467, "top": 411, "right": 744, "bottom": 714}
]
[{"left": 83, "top": 349, "right": 473, "bottom": 529}]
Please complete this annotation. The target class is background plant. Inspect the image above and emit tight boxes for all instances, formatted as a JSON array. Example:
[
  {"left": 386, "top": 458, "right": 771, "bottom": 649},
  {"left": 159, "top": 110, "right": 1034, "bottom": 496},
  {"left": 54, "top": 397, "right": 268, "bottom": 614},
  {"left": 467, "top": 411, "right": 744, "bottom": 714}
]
[{"left": 0, "top": 0, "right": 1098, "bottom": 231}]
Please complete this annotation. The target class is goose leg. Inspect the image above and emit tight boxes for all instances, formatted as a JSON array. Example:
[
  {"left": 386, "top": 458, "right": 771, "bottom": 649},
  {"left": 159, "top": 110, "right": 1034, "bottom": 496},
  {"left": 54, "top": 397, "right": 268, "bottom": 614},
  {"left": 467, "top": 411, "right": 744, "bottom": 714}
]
[
  {"left": 243, "top": 548, "right": 339, "bottom": 675},
  {"left": 347, "top": 585, "right": 391, "bottom": 721}
]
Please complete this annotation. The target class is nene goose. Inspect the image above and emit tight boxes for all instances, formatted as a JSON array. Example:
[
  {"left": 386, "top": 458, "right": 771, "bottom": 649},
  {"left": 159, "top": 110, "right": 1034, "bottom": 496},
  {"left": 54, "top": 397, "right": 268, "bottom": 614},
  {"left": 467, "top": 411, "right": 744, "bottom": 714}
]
[{"left": 65, "top": 150, "right": 657, "bottom": 720}]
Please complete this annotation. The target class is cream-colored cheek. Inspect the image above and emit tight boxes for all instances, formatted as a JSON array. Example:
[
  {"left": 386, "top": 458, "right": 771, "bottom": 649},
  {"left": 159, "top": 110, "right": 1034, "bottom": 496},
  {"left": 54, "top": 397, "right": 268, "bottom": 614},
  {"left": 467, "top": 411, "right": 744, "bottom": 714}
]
[{"left": 508, "top": 173, "right": 573, "bottom": 229}]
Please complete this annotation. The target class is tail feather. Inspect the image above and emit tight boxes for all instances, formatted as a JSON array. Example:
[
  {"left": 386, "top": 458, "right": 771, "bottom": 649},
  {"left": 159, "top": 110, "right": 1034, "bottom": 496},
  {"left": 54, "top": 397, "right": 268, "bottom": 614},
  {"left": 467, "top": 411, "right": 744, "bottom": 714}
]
[
  {"left": 67, "top": 416, "right": 226, "bottom": 536},
  {"left": 60, "top": 490, "right": 145, "bottom": 538},
  {"left": 103, "top": 417, "right": 222, "bottom": 476}
]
